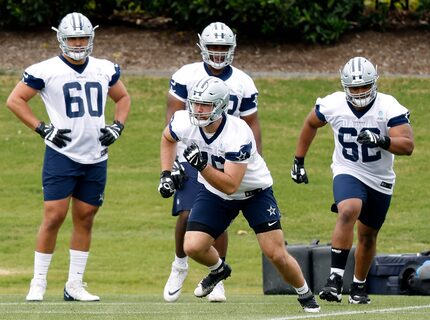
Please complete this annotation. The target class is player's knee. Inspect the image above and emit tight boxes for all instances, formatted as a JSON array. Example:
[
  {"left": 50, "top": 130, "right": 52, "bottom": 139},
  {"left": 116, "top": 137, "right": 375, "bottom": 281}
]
[{"left": 265, "top": 248, "right": 288, "bottom": 268}]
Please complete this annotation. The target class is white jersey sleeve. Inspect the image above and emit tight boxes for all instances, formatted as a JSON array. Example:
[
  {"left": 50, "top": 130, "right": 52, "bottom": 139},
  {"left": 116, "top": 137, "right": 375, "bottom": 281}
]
[
  {"left": 315, "top": 91, "right": 410, "bottom": 194},
  {"left": 169, "top": 111, "right": 272, "bottom": 200},
  {"left": 168, "top": 62, "right": 259, "bottom": 163},
  {"left": 23, "top": 56, "right": 121, "bottom": 164}
]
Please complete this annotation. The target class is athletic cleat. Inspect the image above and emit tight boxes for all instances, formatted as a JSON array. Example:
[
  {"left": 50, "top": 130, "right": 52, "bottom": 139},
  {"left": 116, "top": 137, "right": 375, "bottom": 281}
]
[
  {"left": 348, "top": 282, "right": 371, "bottom": 304},
  {"left": 64, "top": 280, "right": 100, "bottom": 301},
  {"left": 319, "top": 272, "right": 343, "bottom": 302},
  {"left": 163, "top": 262, "right": 188, "bottom": 302},
  {"left": 26, "top": 278, "right": 47, "bottom": 301},
  {"left": 207, "top": 281, "right": 226, "bottom": 302},
  {"left": 298, "top": 291, "right": 321, "bottom": 313},
  {"left": 194, "top": 263, "right": 231, "bottom": 298}
]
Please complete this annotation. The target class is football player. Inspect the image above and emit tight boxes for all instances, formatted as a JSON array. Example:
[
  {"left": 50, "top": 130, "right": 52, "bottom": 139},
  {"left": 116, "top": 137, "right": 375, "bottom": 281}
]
[
  {"left": 6, "top": 12, "right": 131, "bottom": 302},
  {"left": 159, "top": 76, "right": 320, "bottom": 313},
  {"left": 163, "top": 22, "right": 262, "bottom": 303},
  {"left": 291, "top": 56, "right": 414, "bottom": 304}
]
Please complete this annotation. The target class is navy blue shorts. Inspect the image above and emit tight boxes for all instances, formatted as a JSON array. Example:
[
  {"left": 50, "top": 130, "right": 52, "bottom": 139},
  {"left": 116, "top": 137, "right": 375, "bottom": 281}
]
[
  {"left": 187, "top": 186, "right": 281, "bottom": 239},
  {"left": 42, "top": 146, "right": 107, "bottom": 207},
  {"left": 172, "top": 162, "right": 202, "bottom": 216},
  {"left": 333, "top": 174, "right": 391, "bottom": 229}
]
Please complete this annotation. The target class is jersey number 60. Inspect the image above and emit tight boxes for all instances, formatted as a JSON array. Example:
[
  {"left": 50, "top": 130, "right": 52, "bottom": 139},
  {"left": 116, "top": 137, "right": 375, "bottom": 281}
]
[{"left": 63, "top": 82, "right": 103, "bottom": 118}]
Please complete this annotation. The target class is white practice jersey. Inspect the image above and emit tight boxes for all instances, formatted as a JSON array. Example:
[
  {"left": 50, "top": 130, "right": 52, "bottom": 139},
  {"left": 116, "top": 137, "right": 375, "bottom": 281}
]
[
  {"left": 169, "top": 110, "right": 272, "bottom": 200},
  {"left": 169, "top": 62, "right": 258, "bottom": 162},
  {"left": 315, "top": 91, "right": 410, "bottom": 195},
  {"left": 23, "top": 55, "right": 121, "bottom": 164}
]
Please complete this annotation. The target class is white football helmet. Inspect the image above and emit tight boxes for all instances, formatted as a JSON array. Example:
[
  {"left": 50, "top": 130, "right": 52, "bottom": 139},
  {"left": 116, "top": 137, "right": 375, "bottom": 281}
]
[
  {"left": 52, "top": 12, "right": 98, "bottom": 61},
  {"left": 187, "top": 76, "right": 230, "bottom": 127},
  {"left": 340, "top": 56, "right": 379, "bottom": 109},
  {"left": 197, "top": 22, "right": 236, "bottom": 70}
]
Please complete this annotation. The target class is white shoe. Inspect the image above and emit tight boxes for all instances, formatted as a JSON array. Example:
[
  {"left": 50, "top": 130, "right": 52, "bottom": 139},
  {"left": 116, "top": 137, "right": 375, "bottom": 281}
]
[
  {"left": 207, "top": 281, "right": 226, "bottom": 302},
  {"left": 64, "top": 280, "right": 100, "bottom": 301},
  {"left": 163, "top": 262, "right": 188, "bottom": 302},
  {"left": 26, "top": 278, "right": 47, "bottom": 301}
]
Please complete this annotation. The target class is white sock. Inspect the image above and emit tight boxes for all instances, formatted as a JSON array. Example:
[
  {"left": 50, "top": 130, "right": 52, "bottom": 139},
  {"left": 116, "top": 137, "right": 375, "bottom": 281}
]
[
  {"left": 295, "top": 282, "right": 310, "bottom": 295},
  {"left": 330, "top": 268, "right": 345, "bottom": 277},
  {"left": 67, "top": 249, "right": 89, "bottom": 283},
  {"left": 174, "top": 255, "right": 188, "bottom": 268},
  {"left": 33, "top": 251, "right": 53, "bottom": 281},
  {"left": 353, "top": 275, "right": 366, "bottom": 283},
  {"left": 208, "top": 258, "right": 223, "bottom": 272}
]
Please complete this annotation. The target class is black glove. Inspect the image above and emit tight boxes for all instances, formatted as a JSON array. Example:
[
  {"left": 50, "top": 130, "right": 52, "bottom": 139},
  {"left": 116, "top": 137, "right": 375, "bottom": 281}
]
[
  {"left": 183, "top": 142, "right": 207, "bottom": 172},
  {"left": 35, "top": 121, "right": 71, "bottom": 148},
  {"left": 291, "top": 156, "right": 308, "bottom": 184},
  {"left": 171, "top": 159, "right": 187, "bottom": 190},
  {"left": 99, "top": 120, "right": 124, "bottom": 146},
  {"left": 158, "top": 170, "right": 175, "bottom": 198},
  {"left": 357, "top": 129, "right": 391, "bottom": 150}
]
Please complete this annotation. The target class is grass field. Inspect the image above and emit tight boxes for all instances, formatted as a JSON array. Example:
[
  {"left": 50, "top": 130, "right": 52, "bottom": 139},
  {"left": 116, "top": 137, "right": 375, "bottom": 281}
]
[{"left": 0, "top": 74, "right": 429, "bottom": 319}]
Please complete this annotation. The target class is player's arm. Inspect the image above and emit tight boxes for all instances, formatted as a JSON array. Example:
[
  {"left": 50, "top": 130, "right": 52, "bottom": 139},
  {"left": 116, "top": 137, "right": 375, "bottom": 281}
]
[
  {"left": 241, "top": 112, "right": 263, "bottom": 155},
  {"left": 200, "top": 161, "right": 247, "bottom": 195},
  {"left": 387, "top": 124, "right": 414, "bottom": 155},
  {"left": 6, "top": 81, "right": 41, "bottom": 130},
  {"left": 294, "top": 108, "right": 326, "bottom": 158},
  {"left": 160, "top": 126, "right": 177, "bottom": 171},
  {"left": 166, "top": 93, "right": 185, "bottom": 125},
  {"left": 291, "top": 108, "right": 326, "bottom": 184},
  {"left": 108, "top": 79, "right": 131, "bottom": 125}
]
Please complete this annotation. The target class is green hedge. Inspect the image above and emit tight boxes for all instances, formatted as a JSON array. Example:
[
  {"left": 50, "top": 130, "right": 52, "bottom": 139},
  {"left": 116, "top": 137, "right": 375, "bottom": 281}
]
[{"left": 1, "top": 0, "right": 429, "bottom": 44}]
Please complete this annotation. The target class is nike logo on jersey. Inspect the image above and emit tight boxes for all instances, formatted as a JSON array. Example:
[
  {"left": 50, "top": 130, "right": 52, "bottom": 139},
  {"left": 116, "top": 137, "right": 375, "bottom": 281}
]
[{"left": 268, "top": 221, "right": 277, "bottom": 227}]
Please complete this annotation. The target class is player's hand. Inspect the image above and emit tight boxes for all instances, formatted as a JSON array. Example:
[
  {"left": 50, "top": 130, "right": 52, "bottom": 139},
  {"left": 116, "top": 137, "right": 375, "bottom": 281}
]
[
  {"left": 35, "top": 121, "right": 71, "bottom": 148},
  {"left": 171, "top": 159, "right": 187, "bottom": 190},
  {"left": 158, "top": 171, "right": 175, "bottom": 198},
  {"left": 99, "top": 121, "right": 124, "bottom": 146},
  {"left": 357, "top": 129, "right": 391, "bottom": 150},
  {"left": 183, "top": 142, "right": 207, "bottom": 172},
  {"left": 291, "top": 156, "right": 308, "bottom": 184}
]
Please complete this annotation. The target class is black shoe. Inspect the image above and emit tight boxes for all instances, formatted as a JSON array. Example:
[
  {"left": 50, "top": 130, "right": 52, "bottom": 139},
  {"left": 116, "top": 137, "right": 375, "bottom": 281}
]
[
  {"left": 298, "top": 291, "right": 321, "bottom": 313},
  {"left": 348, "top": 282, "right": 371, "bottom": 304},
  {"left": 319, "top": 273, "right": 343, "bottom": 302},
  {"left": 194, "top": 263, "right": 232, "bottom": 297}
]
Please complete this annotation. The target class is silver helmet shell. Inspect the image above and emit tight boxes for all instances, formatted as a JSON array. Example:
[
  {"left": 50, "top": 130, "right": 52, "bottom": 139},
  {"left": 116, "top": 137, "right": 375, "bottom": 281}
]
[
  {"left": 340, "top": 56, "right": 379, "bottom": 109},
  {"left": 197, "top": 22, "right": 236, "bottom": 70},
  {"left": 52, "top": 12, "right": 98, "bottom": 61},
  {"left": 187, "top": 76, "right": 230, "bottom": 127}
]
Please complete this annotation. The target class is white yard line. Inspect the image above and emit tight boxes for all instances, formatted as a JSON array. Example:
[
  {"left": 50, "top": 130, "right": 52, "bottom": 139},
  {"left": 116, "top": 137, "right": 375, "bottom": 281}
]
[{"left": 268, "top": 304, "right": 430, "bottom": 320}]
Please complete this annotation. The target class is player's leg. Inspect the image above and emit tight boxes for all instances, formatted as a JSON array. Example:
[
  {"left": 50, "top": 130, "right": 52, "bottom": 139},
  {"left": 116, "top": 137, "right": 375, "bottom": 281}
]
[
  {"left": 27, "top": 147, "right": 75, "bottom": 301},
  {"left": 208, "top": 231, "right": 228, "bottom": 302},
  {"left": 63, "top": 160, "right": 106, "bottom": 302},
  {"left": 348, "top": 187, "right": 390, "bottom": 304},
  {"left": 184, "top": 230, "right": 231, "bottom": 298},
  {"left": 256, "top": 229, "right": 320, "bottom": 313},
  {"left": 320, "top": 174, "right": 364, "bottom": 303},
  {"left": 164, "top": 162, "right": 200, "bottom": 302},
  {"left": 164, "top": 210, "right": 190, "bottom": 302},
  {"left": 243, "top": 187, "right": 319, "bottom": 313},
  {"left": 27, "top": 198, "right": 70, "bottom": 301},
  {"left": 185, "top": 189, "right": 235, "bottom": 298}
]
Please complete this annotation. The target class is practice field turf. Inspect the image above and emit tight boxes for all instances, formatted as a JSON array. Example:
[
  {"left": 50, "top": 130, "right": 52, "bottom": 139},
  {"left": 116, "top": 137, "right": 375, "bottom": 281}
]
[
  {"left": 0, "top": 75, "right": 429, "bottom": 319},
  {"left": 1, "top": 294, "right": 430, "bottom": 319}
]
